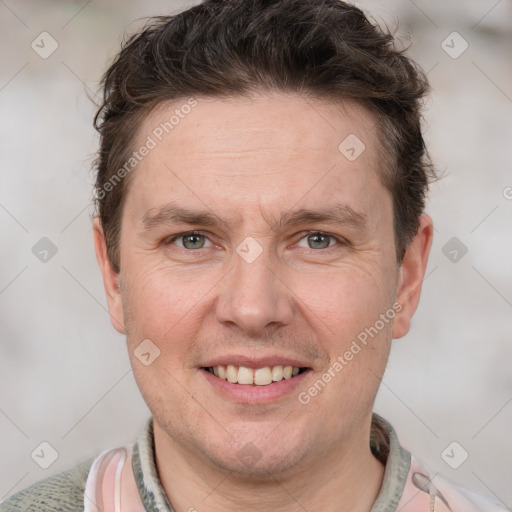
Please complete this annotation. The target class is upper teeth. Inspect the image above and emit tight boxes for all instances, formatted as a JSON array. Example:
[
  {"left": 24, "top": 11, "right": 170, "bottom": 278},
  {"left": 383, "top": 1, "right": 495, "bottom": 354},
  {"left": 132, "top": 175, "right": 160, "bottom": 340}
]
[{"left": 208, "top": 365, "right": 300, "bottom": 386}]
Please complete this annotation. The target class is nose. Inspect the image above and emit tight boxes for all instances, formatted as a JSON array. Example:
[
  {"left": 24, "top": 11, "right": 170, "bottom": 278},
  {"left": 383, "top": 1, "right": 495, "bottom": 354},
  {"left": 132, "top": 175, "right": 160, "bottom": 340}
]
[{"left": 215, "top": 246, "right": 294, "bottom": 338}]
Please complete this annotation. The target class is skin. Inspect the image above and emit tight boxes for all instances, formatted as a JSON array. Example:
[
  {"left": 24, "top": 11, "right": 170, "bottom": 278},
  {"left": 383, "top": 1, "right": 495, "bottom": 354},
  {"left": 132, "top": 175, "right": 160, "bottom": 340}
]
[{"left": 94, "top": 92, "right": 433, "bottom": 512}]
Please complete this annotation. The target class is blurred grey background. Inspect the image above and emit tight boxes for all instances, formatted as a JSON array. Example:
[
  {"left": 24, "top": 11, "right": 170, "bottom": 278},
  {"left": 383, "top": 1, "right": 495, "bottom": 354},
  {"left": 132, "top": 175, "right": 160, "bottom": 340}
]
[{"left": 1, "top": 0, "right": 511, "bottom": 506}]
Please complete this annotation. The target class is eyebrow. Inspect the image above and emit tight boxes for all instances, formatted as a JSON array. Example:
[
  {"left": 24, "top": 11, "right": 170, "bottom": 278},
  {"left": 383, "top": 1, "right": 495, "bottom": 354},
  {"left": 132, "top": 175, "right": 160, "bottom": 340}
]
[{"left": 140, "top": 202, "right": 368, "bottom": 233}]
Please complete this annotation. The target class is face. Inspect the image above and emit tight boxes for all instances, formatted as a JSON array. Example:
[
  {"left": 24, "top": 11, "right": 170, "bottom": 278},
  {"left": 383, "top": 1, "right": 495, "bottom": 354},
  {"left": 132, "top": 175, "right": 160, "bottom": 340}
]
[{"left": 94, "top": 92, "right": 432, "bottom": 477}]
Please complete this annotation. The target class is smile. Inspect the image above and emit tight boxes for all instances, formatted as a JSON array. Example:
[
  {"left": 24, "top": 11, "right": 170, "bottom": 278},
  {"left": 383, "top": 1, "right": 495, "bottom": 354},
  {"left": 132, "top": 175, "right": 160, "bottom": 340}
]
[{"left": 203, "top": 364, "right": 307, "bottom": 385}]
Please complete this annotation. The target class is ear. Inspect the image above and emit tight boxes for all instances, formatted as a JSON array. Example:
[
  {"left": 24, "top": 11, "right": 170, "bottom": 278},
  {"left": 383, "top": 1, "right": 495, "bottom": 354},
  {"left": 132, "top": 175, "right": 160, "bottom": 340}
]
[
  {"left": 93, "top": 217, "right": 126, "bottom": 334},
  {"left": 392, "top": 214, "right": 434, "bottom": 339}
]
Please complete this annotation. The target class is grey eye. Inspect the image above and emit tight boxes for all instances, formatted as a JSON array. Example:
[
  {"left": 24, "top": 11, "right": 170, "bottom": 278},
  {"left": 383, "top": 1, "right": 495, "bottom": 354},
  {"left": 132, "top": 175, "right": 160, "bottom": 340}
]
[
  {"left": 170, "top": 232, "right": 213, "bottom": 250},
  {"left": 182, "top": 233, "right": 205, "bottom": 249},
  {"left": 297, "top": 232, "right": 337, "bottom": 250}
]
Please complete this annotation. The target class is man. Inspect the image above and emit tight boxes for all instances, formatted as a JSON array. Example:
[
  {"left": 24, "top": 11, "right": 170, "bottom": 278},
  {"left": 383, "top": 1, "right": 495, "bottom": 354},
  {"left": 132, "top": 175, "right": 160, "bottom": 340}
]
[{"left": 1, "top": 1, "right": 507, "bottom": 511}]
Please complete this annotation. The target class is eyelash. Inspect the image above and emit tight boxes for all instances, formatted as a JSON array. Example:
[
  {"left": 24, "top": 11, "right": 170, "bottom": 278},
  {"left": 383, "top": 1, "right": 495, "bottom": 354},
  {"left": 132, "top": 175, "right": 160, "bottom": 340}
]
[{"left": 164, "top": 230, "right": 346, "bottom": 252}]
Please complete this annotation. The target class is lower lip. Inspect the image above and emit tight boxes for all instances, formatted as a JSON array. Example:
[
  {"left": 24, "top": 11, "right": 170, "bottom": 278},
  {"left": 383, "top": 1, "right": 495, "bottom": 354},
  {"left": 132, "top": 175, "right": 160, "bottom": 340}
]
[{"left": 200, "top": 368, "right": 311, "bottom": 404}]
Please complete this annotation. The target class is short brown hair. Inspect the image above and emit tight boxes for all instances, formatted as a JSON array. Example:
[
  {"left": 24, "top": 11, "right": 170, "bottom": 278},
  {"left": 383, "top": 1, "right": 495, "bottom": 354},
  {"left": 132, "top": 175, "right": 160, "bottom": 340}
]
[{"left": 94, "top": 0, "right": 435, "bottom": 273}]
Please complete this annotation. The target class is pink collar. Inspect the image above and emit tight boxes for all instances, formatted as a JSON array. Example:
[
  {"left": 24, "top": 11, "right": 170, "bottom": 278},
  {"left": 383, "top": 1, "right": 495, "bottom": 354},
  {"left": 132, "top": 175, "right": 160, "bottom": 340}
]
[{"left": 84, "top": 445, "right": 145, "bottom": 512}]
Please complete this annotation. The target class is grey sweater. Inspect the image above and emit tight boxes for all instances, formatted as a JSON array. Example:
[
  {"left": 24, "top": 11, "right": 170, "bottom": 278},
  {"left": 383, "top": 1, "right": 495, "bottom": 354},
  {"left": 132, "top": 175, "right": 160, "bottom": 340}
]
[{"left": 0, "top": 457, "right": 94, "bottom": 512}]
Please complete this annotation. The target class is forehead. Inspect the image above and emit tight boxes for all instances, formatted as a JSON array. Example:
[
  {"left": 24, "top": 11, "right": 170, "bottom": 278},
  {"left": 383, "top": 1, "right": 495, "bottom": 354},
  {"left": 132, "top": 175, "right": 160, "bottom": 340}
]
[
  {"left": 125, "top": 93, "right": 390, "bottom": 231},
  {"left": 140, "top": 93, "right": 380, "bottom": 161}
]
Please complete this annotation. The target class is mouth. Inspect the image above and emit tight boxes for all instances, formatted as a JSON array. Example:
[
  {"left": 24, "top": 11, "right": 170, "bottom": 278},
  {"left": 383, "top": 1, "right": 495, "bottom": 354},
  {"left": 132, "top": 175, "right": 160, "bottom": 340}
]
[{"left": 202, "top": 364, "right": 309, "bottom": 386}]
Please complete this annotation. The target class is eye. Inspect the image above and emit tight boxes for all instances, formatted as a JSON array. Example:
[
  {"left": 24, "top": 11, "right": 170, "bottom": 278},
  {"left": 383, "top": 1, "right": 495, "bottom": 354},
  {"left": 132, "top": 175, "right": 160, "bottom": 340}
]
[
  {"left": 295, "top": 232, "right": 343, "bottom": 250},
  {"left": 165, "top": 231, "right": 214, "bottom": 250},
  {"left": 164, "top": 231, "right": 345, "bottom": 252}
]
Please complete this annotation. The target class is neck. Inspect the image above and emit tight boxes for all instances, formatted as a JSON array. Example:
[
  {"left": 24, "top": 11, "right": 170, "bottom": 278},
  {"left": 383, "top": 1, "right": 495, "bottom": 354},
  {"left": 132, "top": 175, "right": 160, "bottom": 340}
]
[{"left": 153, "top": 416, "right": 385, "bottom": 512}]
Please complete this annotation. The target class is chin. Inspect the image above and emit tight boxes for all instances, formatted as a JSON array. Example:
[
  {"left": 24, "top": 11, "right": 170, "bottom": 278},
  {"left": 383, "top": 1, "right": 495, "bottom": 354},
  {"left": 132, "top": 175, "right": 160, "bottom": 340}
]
[
  {"left": 152, "top": 400, "right": 319, "bottom": 479},
  {"left": 210, "top": 445, "right": 311, "bottom": 480},
  {"left": 197, "top": 424, "right": 314, "bottom": 479}
]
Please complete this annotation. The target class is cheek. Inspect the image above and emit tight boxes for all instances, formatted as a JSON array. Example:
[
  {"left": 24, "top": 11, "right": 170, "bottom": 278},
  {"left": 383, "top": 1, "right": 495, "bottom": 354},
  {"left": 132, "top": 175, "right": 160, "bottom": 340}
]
[
  {"left": 121, "top": 260, "right": 209, "bottom": 358},
  {"left": 121, "top": 262, "right": 203, "bottom": 417},
  {"left": 296, "top": 267, "right": 394, "bottom": 428},
  {"left": 299, "top": 262, "right": 394, "bottom": 340},
  {"left": 294, "top": 261, "right": 395, "bottom": 409}
]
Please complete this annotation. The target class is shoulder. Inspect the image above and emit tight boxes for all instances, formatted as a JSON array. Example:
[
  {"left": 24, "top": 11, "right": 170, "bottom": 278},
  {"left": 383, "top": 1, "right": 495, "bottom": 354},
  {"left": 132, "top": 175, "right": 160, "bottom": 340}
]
[
  {"left": 372, "top": 415, "right": 509, "bottom": 512},
  {"left": 400, "top": 454, "right": 510, "bottom": 512},
  {"left": 0, "top": 456, "right": 94, "bottom": 512},
  {"left": 434, "top": 474, "right": 510, "bottom": 512}
]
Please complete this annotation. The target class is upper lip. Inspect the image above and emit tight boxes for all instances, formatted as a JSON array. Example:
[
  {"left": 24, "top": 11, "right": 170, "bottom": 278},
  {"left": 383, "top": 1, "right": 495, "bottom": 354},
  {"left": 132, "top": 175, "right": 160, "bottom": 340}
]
[{"left": 201, "top": 354, "right": 311, "bottom": 369}]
